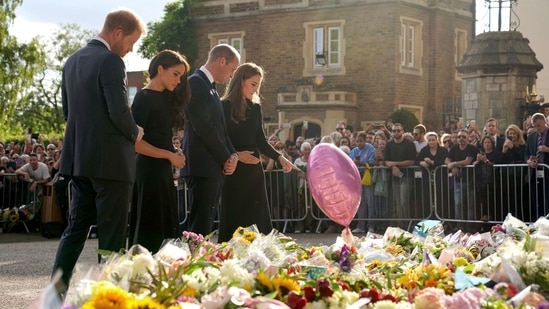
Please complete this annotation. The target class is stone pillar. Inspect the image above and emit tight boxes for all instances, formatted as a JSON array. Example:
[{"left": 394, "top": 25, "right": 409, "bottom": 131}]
[{"left": 457, "top": 32, "right": 542, "bottom": 128}]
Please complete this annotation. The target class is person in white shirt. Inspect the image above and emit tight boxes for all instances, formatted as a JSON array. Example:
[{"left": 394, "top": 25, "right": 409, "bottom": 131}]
[
  {"left": 15, "top": 153, "right": 50, "bottom": 193},
  {"left": 413, "top": 124, "right": 428, "bottom": 153}
]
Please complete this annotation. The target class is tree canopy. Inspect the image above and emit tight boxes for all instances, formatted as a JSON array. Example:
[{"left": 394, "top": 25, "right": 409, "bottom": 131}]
[
  {"left": 0, "top": 0, "right": 45, "bottom": 137},
  {"left": 139, "top": 0, "right": 199, "bottom": 67},
  {"left": 17, "top": 24, "right": 96, "bottom": 135}
]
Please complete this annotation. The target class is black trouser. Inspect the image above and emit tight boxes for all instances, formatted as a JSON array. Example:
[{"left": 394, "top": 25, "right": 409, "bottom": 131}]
[{"left": 51, "top": 176, "right": 132, "bottom": 289}]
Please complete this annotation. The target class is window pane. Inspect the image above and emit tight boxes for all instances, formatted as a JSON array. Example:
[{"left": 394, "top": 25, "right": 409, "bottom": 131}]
[
  {"left": 218, "top": 38, "right": 228, "bottom": 45},
  {"left": 328, "top": 27, "right": 340, "bottom": 65},
  {"left": 407, "top": 26, "right": 414, "bottom": 66},
  {"left": 401, "top": 24, "right": 406, "bottom": 65},
  {"left": 313, "top": 27, "right": 324, "bottom": 66},
  {"left": 231, "top": 38, "right": 242, "bottom": 53}
]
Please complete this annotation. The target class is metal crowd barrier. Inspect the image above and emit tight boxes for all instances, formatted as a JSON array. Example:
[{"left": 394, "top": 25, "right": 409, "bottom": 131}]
[
  {"left": 261, "top": 164, "right": 548, "bottom": 233},
  {"left": 167, "top": 164, "right": 549, "bottom": 235},
  {"left": 0, "top": 173, "right": 41, "bottom": 233}
]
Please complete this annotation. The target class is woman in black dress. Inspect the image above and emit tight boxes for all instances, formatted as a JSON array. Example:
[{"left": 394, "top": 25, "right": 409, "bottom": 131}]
[
  {"left": 129, "top": 50, "right": 190, "bottom": 252},
  {"left": 218, "top": 63, "right": 294, "bottom": 242}
]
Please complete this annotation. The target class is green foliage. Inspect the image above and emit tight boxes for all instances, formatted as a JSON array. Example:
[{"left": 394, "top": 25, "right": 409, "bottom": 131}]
[
  {"left": 139, "top": 0, "right": 200, "bottom": 67},
  {"left": 0, "top": 0, "right": 46, "bottom": 134},
  {"left": 16, "top": 24, "right": 96, "bottom": 135},
  {"left": 387, "top": 109, "right": 420, "bottom": 132}
]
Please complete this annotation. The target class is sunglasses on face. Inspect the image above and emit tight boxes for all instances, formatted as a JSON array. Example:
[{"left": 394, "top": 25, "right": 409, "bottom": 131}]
[
  {"left": 458, "top": 135, "right": 468, "bottom": 139},
  {"left": 392, "top": 130, "right": 402, "bottom": 133}
]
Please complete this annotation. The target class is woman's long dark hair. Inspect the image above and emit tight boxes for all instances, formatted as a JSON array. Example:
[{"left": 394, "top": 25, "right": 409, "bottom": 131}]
[
  {"left": 221, "top": 62, "right": 264, "bottom": 123},
  {"left": 148, "top": 50, "right": 191, "bottom": 131}
]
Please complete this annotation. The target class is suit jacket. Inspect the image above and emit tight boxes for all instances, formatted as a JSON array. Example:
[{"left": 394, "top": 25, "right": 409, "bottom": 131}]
[
  {"left": 182, "top": 69, "right": 235, "bottom": 179},
  {"left": 60, "top": 39, "right": 139, "bottom": 182},
  {"left": 525, "top": 129, "right": 549, "bottom": 163}
]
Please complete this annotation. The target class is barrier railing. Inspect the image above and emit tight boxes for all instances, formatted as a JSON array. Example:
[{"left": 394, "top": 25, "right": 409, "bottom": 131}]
[
  {"left": 8, "top": 164, "right": 545, "bottom": 235},
  {"left": 0, "top": 173, "right": 41, "bottom": 233},
  {"left": 262, "top": 164, "right": 548, "bottom": 233}
]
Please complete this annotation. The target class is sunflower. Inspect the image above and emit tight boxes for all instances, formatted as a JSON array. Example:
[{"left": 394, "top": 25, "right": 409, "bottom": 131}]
[
  {"left": 256, "top": 271, "right": 274, "bottom": 291},
  {"left": 367, "top": 259, "right": 383, "bottom": 270},
  {"left": 81, "top": 284, "right": 130, "bottom": 309},
  {"left": 272, "top": 276, "right": 301, "bottom": 300},
  {"left": 128, "top": 296, "right": 166, "bottom": 309}
]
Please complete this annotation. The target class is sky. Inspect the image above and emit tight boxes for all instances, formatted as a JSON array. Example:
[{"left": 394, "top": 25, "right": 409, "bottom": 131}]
[{"left": 10, "top": 0, "right": 172, "bottom": 71}]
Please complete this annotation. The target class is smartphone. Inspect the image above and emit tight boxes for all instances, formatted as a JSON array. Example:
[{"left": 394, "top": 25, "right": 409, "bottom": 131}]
[
  {"left": 282, "top": 123, "right": 291, "bottom": 129},
  {"left": 303, "top": 120, "right": 308, "bottom": 129}
]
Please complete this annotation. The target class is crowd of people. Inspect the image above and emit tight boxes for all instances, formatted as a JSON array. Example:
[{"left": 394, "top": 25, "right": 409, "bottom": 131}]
[{"left": 258, "top": 112, "right": 549, "bottom": 235}]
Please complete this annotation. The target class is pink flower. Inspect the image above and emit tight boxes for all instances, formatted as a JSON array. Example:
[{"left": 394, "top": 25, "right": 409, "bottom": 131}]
[
  {"left": 442, "top": 287, "right": 494, "bottom": 309},
  {"left": 414, "top": 287, "right": 445, "bottom": 309}
]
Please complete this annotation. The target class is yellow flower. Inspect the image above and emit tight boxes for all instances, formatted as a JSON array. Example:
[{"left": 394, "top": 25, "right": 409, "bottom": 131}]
[
  {"left": 129, "top": 296, "right": 166, "bottom": 309},
  {"left": 368, "top": 259, "right": 382, "bottom": 270},
  {"left": 453, "top": 257, "right": 469, "bottom": 267},
  {"left": 272, "top": 276, "right": 301, "bottom": 300},
  {"left": 233, "top": 226, "right": 244, "bottom": 236},
  {"left": 182, "top": 285, "right": 198, "bottom": 297},
  {"left": 242, "top": 231, "right": 257, "bottom": 242},
  {"left": 81, "top": 283, "right": 130, "bottom": 309},
  {"left": 257, "top": 271, "right": 274, "bottom": 290}
]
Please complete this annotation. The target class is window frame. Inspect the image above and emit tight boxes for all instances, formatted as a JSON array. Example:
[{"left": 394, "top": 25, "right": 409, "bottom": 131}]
[
  {"left": 399, "top": 17, "right": 423, "bottom": 76},
  {"left": 303, "top": 20, "right": 346, "bottom": 76}
]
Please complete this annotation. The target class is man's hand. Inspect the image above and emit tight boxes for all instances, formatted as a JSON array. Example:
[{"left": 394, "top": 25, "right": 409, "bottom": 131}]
[{"left": 136, "top": 125, "right": 144, "bottom": 142}]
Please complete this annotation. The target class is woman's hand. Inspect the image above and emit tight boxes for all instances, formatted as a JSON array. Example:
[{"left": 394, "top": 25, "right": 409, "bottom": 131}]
[
  {"left": 237, "top": 150, "right": 260, "bottom": 164},
  {"left": 278, "top": 155, "right": 297, "bottom": 173},
  {"left": 169, "top": 152, "right": 185, "bottom": 169}
]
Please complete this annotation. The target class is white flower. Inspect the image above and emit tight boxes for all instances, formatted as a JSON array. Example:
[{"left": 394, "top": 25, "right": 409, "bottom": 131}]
[
  {"left": 219, "top": 259, "right": 254, "bottom": 286},
  {"left": 240, "top": 248, "right": 271, "bottom": 273},
  {"left": 132, "top": 253, "right": 156, "bottom": 274},
  {"left": 307, "top": 301, "right": 328, "bottom": 309},
  {"left": 110, "top": 259, "right": 133, "bottom": 282}
]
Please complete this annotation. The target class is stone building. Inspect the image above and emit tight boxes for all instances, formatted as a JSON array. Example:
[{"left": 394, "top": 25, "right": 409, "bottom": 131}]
[{"left": 132, "top": 0, "right": 475, "bottom": 140}]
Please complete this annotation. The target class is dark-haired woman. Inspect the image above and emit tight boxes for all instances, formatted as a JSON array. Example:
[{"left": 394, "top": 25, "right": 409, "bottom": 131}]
[{"left": 129, "top": 50, "right": 190, "bottom": 252}]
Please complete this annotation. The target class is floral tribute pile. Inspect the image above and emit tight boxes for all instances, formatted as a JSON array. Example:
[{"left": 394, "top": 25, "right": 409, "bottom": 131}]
[{"left": 62, "top": 214, "right": 549, "bottom": 309}]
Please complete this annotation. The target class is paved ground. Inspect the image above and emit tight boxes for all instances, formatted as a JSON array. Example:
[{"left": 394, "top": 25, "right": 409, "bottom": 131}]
[{"left": 0, "top": 230, "right": 343, "bottom": 309}]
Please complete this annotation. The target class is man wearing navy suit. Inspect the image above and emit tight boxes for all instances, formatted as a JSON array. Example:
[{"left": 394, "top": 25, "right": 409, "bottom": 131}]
[
  {"left": 51, "top": 9, "right": 146, "bottom": 293},
  {"left": 525, "top": 113, "right": 549, "bottom": 221},
  {"left": 182, "top": 44, "right": 240, "bottom": 236}
]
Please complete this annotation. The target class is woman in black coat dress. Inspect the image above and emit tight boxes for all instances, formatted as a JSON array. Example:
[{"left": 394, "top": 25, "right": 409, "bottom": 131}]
[{"left": 218, "top": 63, "right": 294, "bottom": 242}]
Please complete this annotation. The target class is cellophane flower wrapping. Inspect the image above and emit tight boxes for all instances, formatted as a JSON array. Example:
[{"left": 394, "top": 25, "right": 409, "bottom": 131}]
[{"left": 58, "top": 218, "right": 549, "bottom": 309}]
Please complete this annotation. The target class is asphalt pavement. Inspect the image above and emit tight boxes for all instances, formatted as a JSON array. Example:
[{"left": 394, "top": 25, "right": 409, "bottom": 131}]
[{"left": 0, "top": 230, "right": 343, "bottom": 309}]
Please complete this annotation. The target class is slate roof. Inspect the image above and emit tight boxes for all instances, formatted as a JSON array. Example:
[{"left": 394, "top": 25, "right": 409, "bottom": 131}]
[{"left": 457, "top": 31, "right": 543, "bottom": 73}]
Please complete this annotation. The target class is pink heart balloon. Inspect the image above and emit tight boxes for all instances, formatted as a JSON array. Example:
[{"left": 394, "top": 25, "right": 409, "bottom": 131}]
[{"left": 306, "top": 143, "right": 361, "bottom": 227}]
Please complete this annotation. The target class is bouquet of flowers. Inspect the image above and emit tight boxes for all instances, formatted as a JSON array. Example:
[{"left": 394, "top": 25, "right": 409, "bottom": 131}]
[{"left": 56, "top": 220, "right": 549, "bottom": 309}]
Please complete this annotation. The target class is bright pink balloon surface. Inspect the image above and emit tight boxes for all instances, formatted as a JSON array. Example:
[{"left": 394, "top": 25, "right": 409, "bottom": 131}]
[{"left": 306, "top": 143, "right": 361, "bottom": 227}]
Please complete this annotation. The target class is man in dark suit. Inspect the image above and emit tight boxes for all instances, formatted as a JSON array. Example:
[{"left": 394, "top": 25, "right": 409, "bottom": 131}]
[
  {"left": 51, "top": 9, "right": 145, "bottom": 293},
  {"left": 483, "top": 118, "right": 505, "bottom": 153},
  {"left": 525, "top": 112, "right": 549, "bottom": 222},
  {"left": 182, "top": 44, "right": 240, "bottom": 236}
]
